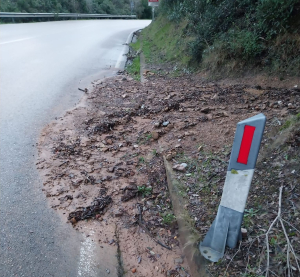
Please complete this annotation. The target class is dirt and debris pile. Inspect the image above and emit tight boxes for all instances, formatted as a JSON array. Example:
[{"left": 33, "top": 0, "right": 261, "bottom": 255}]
[
  {"left": 37, "top": 72, "right": 300, "bottom": 276},
  {"left": 69, "top": 194, "right": 112, "bottom": 222}
]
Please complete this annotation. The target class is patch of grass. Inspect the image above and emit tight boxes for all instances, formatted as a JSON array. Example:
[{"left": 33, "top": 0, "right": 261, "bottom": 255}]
[
  {"left": 139, "top": 17, "right": 193, "bottom": 72},
  {"left": 280, "top": 119, "right": 292, "bottom": 130},
  {"left": 138, "top": 156, "right": 145, "bottom": 164},
  {"left": 126, "top": 56, "right": 140, "bottom": 81},
  {"left": 244, "top": 208, "right": 259, "bottom": 218},
  {"left": 137, "top": 132, "right": 152, "bottom": 145},
  {"left": 243, "top": 208, "right": 259, "bottom": 228},
  {"left": 161, "top": 213, "right": 176, "bottom": 225},
  {"left": 137, "top": 185, "right": 152, "bottom": 197},
  {"left": 130, "top": 40, "right": 141, "bottom": 52}
]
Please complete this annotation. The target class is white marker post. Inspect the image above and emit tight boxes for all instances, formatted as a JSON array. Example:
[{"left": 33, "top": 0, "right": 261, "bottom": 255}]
[{"left": 200, "top": 113, "right": 266, "bottom": 262}]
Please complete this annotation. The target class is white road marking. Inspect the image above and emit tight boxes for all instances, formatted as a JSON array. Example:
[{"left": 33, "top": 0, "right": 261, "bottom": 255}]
[
  {"left": 0, "top": 37, "right": 34, "bottom": 45},
  {"left": 77, "top": 235, "right": 98, "bottom": 277}
]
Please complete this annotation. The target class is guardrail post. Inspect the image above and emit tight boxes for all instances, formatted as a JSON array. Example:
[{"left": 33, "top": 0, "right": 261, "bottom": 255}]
[{"left": 199, "top": 113, "right": 266, "bottom": 262}]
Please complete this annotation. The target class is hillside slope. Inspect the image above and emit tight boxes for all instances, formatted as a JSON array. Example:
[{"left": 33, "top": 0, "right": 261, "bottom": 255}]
[{"left": 140, "top": 0, "right": 300, "bottom": 78}]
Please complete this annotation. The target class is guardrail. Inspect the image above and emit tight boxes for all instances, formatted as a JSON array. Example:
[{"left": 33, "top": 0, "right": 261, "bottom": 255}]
[{"left": 0, "top": 12, "right": 136, "bottom": 19}]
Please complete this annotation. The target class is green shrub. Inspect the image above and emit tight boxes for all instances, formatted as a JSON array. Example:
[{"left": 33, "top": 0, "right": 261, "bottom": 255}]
[{"left": 158, "top": 0, "right": 300, "bottom": 73}]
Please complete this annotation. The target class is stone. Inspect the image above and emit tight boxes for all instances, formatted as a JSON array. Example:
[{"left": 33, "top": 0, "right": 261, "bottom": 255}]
[
  {"left": 107, "top": 167, "right": 115, "bottom": 173},
  {"left": 166, "top": 154, "right": 174, "bottom": 161},
  {"left": 70, "top": 218, "right": 77, "bottom": 225},
  {"left": 154, "top": 122, "right": 160, "bottom": 128},
  {"left": 95, "top": 214, "right": 101, "bottom": 219},
  {"left": 114, "top": 210, "right": 123, "bottom": 217},
  {"left": 131, "top": 268, "right": 136, "bottom": 273},
  {"left": 162, "top": 121, "right": 169, "bottom": 127},
  {"left": 106, "top": 139, "right": 113, "bottom": 145},
  {"left": 174, "top": 257, "right": 183, "bottom": 264},
  {"left": 151, "top": 131, "right": 159, "bottom": 140},
  {"left": 280, "top": 108, "right": 288, "bottom": 116},
  {"left": 206, "top": 114, "right": 213, "bottom": 120},
  {"left": 173, "top": 163, "right": 187, "bottom": 172}
]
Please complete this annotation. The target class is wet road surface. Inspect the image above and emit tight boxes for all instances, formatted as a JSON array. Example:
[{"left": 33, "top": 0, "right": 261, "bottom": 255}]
[{"left": 0, "top": 19, "right": 150, "bottom": 277}]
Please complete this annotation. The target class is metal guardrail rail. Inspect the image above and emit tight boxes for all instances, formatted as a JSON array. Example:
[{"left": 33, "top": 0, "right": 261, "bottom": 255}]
[{"left": 0, "top": 12, "right": 136, "bottom": 19}]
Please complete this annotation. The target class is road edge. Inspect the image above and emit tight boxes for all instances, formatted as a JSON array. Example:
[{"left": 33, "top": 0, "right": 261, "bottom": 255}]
[{"left": 115, "top": 30, "right": 136, "bottom": 70}]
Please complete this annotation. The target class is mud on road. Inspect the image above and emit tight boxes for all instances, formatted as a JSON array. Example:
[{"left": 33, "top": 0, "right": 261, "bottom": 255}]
[{"left": 37, "top": 72, "right": 300, "bottom": 276}]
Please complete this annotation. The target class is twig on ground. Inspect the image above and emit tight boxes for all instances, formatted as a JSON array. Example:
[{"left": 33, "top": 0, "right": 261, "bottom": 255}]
[
  {"left": 265, "top": 186, "right": 282, "bottom": 277},
  {"left": 264, "top": 186, "right": 300, "bottom": 277}
]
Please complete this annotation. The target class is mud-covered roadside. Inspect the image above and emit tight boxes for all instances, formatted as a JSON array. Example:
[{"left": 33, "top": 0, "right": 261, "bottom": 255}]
[{"left": 37, "top": 71, "right": 300, "bottom": 276}]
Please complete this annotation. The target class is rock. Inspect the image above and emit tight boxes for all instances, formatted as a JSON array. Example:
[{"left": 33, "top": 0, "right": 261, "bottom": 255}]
[
  {"left": 108, "top": 239, "right": 115, "bottom": 245},
  {"left": 154, "top": 122, "right": 160, "bottom": 128},
  {"left": 131, "top": 268, "right": 136, "bottom": 273},
  {"left": 201, "top": 107, "right": 214, "bottom": 114},
  {"left": 281, "top": 108, "right": 288, "bottom": 116},
  {"left": 151, "top": 131, "right": 159, "bottom": 140},
  {"left": 107, "top": 167, "right": 115, "bottom": 173},
  {"left": 173, "top": 163, "right": 187, "bottom": 172},
  {"left": 166, "top": 153, "right": 174, "bottom": 161},
  {"left": 201, "top": 107, "right": 210, "bottom": 114},
  {"left": 70, "top": 217, "right": 77, "bottom": 225},
  {"left": 206, "top": 114, "right": 213, "bottom": 120},
  {"left": 106, "top": 269, "right": 110, "bottom": 274},
  {"left": 106, "top": 139, "right": 113, "bottom": 145},
  {"left": 174, "top": 257, "right": 183, "bottom": 264},
  {"left": 114, "top": 210, "right": 123, "bottom": 217},
  {"left": 162, "top": 121, "right": 169, "bottom": 127}
]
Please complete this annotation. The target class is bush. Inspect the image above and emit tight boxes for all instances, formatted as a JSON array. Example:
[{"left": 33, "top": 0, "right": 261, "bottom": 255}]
[
  {"left": 158, "top": 0, "right": 300, "bottom": 73},
  {"left": 256, "top": 0, "right": 299, "bottom": 38}
]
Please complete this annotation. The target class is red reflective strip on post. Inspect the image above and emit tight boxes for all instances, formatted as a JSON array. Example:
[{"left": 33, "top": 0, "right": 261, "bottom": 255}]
[{"left": 237, "top": 125, "right": 256, "bottom": 165}]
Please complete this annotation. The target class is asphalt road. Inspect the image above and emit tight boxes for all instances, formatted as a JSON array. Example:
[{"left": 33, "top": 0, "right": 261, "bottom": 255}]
[{"left": 0, "top": 19, "right": 150, "bottom": 277}]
